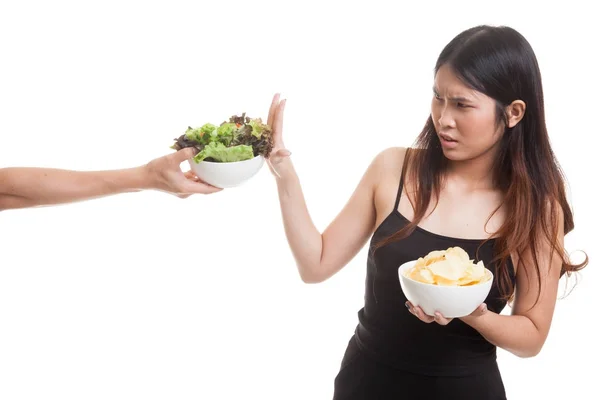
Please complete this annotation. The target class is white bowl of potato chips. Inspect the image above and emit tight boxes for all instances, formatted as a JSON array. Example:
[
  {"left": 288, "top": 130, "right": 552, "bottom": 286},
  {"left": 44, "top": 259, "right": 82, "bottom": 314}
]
[{"left": 398, "top": 247, "right": 493, "bottom": 318}]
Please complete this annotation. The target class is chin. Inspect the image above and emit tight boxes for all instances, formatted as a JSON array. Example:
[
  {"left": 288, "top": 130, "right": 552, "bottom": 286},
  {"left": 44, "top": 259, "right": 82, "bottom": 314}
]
[
  {"left": 441, "top": 144, "right": 497, "bottom": 164},
  {"left": 439, "top": 145, "right": 469, "bottom": 161}
]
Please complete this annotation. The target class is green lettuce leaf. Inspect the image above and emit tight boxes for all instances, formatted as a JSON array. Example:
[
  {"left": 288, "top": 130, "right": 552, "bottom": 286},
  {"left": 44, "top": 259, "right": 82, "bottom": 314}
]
[
  {"left": 215, "top": 123, "right": 237, "bottom": 146},
  {"left": 185, "top": 123, "right": 217, "bottom": 144},
  {"left": 192, "top": 142, "right": 255, "bottom": 163},
  {"left": 247, "top": 118, "right": 270, "bottom": 139}
]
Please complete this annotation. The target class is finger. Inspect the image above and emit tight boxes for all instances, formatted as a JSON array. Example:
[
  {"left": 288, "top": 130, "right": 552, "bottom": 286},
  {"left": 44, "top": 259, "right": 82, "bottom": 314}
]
[
  {"left": 173, "top": 147, "right": 198, "bottom": 163},
  {"left": 268, "top": 93, "right": 281, "bottom": 127},
  {"left": 268, "top": 148, "right": 291, "bottom": 163},
  {"left": 473, "top": 303, "right": 488, "bottom": 316},
  {"left": 433, "top": 312, "right": 453, "bottom": 325},
  {"left": 183, "top": 170, "right": 197, "bottom": 179},
  {"left": 183, "top": 170, "right": 199, "bottom": 180},
  {"left": 273, "top": 99, "right": 286, "bottom": 143},
  {"left": 414, "top": 306, "right": 435, "bottom": 323},
  {"left": 180, "top": 180, "right": 223, "bottom": 194},
  {"left": 406, "top": 302, "right": 433, "bottom": 323},
  {"left": 405, "top": 301, "right": 419, "bottom": 315}
]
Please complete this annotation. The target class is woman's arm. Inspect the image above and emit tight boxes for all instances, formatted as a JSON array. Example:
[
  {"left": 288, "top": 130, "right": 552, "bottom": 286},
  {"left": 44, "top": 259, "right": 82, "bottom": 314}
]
[
  {"left": 459, "top": 206, "right": 565, "bottom": 358},
  {"left": 274, "top": 148, "right": 396, "bottom": 283},
  {"left": 407, "top": 203, "right": 565, "bottom": 358},
  {"left": 266, "top": 94, "right": 401, "bottom": 283},
  {"left": 0, "top": 148, "right": 221, "bottom": 210}
]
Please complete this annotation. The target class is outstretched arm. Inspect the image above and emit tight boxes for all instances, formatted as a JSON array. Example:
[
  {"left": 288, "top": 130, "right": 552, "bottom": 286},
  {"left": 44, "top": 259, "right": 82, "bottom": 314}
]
[
  {"left": 0, "top": 148, "right": 221, "bottom": 211},
  {"left": 266, "top": 94, "right": 398, "bottom": 283}
]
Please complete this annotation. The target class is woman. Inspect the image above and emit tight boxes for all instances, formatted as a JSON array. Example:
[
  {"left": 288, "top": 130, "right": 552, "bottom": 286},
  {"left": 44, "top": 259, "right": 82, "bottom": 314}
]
[
  {"left": 0, "top": 147, "right": 221, "bottom": 210},
  {"left": 265, "top": 25, "right": 588, "bottom": 399}
]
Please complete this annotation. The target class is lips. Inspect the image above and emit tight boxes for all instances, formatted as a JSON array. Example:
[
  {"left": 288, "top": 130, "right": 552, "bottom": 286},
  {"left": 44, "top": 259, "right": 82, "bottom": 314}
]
[{"left": 439, "top": 133, "right": 457, "bottom": 142}]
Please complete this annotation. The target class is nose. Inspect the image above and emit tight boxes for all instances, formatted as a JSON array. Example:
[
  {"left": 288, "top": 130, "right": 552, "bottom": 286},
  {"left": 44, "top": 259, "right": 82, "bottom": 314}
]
[{"left": 437, "top": 105, "right": 456, "bottom": 130}]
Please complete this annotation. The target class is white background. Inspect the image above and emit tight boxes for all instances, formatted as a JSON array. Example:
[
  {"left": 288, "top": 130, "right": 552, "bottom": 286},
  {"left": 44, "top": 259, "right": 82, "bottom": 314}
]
[{"left": 0, "top": 1, "right": 597, "bottom": 399}]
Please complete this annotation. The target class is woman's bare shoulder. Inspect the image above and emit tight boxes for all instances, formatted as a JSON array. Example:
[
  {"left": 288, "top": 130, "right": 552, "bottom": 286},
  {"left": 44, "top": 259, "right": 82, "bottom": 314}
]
[
  {"left": 372, "top": 146, "right": 409, "bottom": 175},
  {"left": 368, "top": 146, "right": 415, "bottom": 191}
]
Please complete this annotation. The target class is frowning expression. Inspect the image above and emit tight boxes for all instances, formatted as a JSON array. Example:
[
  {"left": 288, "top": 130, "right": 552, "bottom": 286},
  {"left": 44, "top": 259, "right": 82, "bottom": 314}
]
[{"left": 431, "top": 64, "right": 504, "bottom": 161}]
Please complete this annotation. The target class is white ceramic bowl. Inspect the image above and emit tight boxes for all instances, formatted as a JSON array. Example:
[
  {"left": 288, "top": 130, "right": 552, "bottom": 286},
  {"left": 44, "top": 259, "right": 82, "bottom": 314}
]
[
  {"left": 398, "top": 259, "right": 493, "bottom": 318},
  {"left": 188, "top": 155, "right": 265, "bottom": 189}
]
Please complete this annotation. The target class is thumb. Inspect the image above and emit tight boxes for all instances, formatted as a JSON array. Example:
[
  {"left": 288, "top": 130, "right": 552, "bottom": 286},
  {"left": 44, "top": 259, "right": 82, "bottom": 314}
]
[
  {"left": 269, "top": 148, "right": 291, "bottom": 164},
  {"left": 476, "top": 303, "right": 488, "bottom": 315},
  {"left": 173, "top": 147, "right": 198, "bottom": 163},
  {"left": 276, "top": 149, "right": 291, "bottom": 157}
]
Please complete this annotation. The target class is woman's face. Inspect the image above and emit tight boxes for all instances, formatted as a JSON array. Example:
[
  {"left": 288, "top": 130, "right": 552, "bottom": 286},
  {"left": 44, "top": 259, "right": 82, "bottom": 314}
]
[{"left": 431, "top": 64, "right": 504, "bottom": 162}]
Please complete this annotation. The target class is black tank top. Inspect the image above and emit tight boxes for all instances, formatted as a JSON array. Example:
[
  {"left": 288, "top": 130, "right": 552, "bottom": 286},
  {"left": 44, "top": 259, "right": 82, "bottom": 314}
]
[{"left": 353, "top": 169, "right": 516, "bottom": 377}]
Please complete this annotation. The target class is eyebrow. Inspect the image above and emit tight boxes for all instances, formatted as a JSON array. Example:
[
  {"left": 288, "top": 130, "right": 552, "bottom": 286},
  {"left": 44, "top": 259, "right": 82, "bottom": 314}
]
[{"left": 432, "top": 87, "right": 473, "bottom": 103}]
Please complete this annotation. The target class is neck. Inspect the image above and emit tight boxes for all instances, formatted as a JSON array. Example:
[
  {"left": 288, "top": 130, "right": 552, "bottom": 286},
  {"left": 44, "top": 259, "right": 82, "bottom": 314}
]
[{"left": 445, "top": 147, "right": 498, "bottom": 190}]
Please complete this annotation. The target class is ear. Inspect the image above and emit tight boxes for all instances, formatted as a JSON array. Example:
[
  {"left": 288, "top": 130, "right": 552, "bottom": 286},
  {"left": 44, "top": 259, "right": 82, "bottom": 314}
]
[{"left": 506, "top": 100, "right": 526, "bottom": 128}]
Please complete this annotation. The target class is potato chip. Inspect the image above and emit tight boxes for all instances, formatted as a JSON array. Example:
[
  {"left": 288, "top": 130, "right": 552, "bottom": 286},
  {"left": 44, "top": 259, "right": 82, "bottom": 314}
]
[{"left": 404, "top": 247, "right": 490, "bottom": 286}]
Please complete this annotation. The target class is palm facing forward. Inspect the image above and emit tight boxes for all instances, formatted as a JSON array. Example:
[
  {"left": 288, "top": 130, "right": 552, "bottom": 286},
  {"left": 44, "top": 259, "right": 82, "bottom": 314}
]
[{"left": 266, "top": 93, "right": 291, "bottom": 177}]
